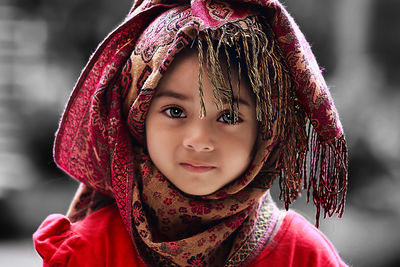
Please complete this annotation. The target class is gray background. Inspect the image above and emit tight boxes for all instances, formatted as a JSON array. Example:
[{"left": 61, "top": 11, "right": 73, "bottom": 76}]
[{"left": 1, "top": 0, "right": 399, "bottom": 266}]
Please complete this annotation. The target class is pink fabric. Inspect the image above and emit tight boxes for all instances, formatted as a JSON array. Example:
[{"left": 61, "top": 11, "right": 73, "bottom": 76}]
[
  {"left": 53, "top": 2, "right": 347, "bottom": 237},
  {"left": 33, "top": 205, "right": 347, "bottom": 267},
  {"left": 33, "top": 204, "right": 146, "bottom": 267},
  {"left": 249, "top": 211, "right": 348, "bottom": 267}
]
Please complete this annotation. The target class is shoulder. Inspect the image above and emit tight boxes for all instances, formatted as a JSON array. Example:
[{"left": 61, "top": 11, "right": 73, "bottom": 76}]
[
  {"left": 249, "top": 210, "right": 348, "bottom": 267},
  {"left": 33, "top": 204, "right": 143, "bottom": 267}
]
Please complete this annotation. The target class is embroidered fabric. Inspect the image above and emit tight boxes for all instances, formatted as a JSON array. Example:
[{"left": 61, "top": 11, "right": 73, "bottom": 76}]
[{"left": 51, "top": 1, "right": 348, "bottom": 265}]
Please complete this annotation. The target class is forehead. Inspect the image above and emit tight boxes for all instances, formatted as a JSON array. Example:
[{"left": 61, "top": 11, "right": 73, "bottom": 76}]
[
  {"left": 157, "top": 49, "right": 199, "bottom": 88},
  {"left": 156, "top": 48, "right": 254, "bottom": 104}
]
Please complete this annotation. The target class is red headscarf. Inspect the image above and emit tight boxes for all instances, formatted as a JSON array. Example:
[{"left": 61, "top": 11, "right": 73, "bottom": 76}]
[{"left": 55, "top": 1, "right": 347, "bottom": 265}]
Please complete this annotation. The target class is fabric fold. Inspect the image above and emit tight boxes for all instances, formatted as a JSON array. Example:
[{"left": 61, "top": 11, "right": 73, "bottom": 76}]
[
  {"left": 33, "top": 214, "right": 81, "bottom": 266},
  {"left": 50, "top": 0, "right": 348, "bottom": 265}
]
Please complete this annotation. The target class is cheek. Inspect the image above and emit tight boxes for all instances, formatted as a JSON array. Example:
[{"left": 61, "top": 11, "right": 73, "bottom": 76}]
[
  {"left": 220, "top": 127, "right": 257, "bottom": 163},
  {"left": 244, "top": 120, "right": 259, "bottom": 153},
  {"left": 145, "top": 115, "right": 177, "bottom": 158},
  {"left": 224, "top": 123, "right": 257, "bottom": 150},
  {"left": 145, "top": 113, "right": 161, "bottom": 157}
]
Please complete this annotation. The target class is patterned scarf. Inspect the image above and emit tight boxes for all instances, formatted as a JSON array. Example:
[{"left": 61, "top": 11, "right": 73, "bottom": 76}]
[{"left": 55, "top": 1, "right": 348, "bottom": 266}]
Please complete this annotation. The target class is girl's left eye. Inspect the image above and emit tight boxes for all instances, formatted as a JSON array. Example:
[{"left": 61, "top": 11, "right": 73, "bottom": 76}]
[{"left": 218, "top": 112, "right": 240, "bottom": 124}]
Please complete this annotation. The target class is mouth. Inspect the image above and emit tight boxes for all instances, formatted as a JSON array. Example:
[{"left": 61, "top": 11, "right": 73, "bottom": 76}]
[{"left": 179, "top": 161, "right": 216, "bottom": 173}]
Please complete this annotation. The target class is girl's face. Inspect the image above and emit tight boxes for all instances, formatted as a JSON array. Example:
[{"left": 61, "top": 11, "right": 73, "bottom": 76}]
[{"left": 145, "top": 49, "right": 258, "bottom": 196}]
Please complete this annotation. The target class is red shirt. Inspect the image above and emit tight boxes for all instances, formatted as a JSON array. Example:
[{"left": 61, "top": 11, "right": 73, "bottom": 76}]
[{"left": 33, "top": 204, "right": 348, "bottom": 266}]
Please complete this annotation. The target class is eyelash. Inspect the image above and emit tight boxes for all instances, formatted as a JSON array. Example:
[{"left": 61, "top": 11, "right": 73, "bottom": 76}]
[{"left": 163, "top": 106, "right": 242, "bottom": 124}]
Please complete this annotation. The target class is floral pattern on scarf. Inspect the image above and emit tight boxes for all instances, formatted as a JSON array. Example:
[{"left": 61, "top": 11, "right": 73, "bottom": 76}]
[{"left": 56, "top": 0, "right": 348, "bottom": 265}]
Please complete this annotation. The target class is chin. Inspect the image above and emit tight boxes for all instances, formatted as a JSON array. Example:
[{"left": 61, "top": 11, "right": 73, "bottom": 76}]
[{"left": 177, "top": 185, "right": 219, "bottom": 197}]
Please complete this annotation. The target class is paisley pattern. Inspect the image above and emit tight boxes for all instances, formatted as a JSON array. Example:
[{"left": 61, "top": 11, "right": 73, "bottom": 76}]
[
  {"left": 55, "top": 0, "right": 347, "bottom": 266},
  {"left": 225, "top": 194, "right": 282, "bottom": 266},
  {"left": 136, "top": 65, "right": 152, "bottom": 91},
  {"left": 134, "top": 6, "right": 193, "bottom": 63},
  {"left": 120, "top": 58, "right": 133, "bottom": 99},
  {"left": 206, "top": 1, "right": 234, "bottom": 21}
]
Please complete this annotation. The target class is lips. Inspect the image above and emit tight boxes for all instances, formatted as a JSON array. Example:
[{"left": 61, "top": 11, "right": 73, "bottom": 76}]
[{"left": 179, "top": 161, "right": 216, "bottom": 173}]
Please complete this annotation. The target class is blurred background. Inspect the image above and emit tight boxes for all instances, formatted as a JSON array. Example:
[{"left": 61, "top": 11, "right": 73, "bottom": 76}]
[{"left": 0, "top": 0, "right": 399, "bottom": 266}]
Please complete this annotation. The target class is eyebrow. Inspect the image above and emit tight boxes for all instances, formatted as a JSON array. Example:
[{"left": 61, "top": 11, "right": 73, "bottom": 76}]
[
  {"left": 154, "top": 89, "right": 251, "bottom": 107},
  {"left": 221, "top": 96, "right": 251, "bottom": 108},
  {"left": 154, "top": 90, "right": 191, "bottom": 101}
]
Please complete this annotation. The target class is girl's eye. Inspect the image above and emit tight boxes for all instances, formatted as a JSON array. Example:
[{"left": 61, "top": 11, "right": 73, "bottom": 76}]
[
  {"left": 218, "top": 111, "right": 243, "bottom": 124},
  {"left": 218, "top": 112, "right": 237, "bottom": 124},
  {"left": 164, "top": 107, "right": 186, "bottom": 118}
]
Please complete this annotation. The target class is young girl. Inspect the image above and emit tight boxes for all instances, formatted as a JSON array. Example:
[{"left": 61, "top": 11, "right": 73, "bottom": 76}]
[{"left": 34, "top": 1, "right": 349, "bottom": 266}]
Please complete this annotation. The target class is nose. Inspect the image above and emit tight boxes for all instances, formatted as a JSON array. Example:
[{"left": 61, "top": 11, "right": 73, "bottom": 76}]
[{"left": 182, "top": 119, "right": 215, "bottom": 152}]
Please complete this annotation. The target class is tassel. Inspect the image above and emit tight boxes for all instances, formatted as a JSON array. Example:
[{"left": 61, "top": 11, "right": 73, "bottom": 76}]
[
  {"left": 307, "top": 131, "right": 348, "bottom": 227},
  {"left": 197, "top": 35, "right": 206, "bottom": 118},
  {"left": 196, "top": 15, "right": 348, "bottom": 227},
  {"left": 197, "top": 16, "right": 280, "bottom": 129}
]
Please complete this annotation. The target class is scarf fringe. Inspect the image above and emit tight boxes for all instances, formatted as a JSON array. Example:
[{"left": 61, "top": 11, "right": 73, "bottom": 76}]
[
  {"left": 279, "top": 125, "right": 348, "bottom": 227},
  {"left": 197, "top": 17, "right": 275, "bottom": 131},
  {"left": 308, "top": 131, "right": 348, "bottom": 226},
  {"left": 195, "top": 16, "right": 347, "bottom": 227}
]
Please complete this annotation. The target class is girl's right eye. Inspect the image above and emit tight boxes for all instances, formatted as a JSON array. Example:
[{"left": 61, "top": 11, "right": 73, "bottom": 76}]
[{"left": 164, "top": 107, "right": 186, "bottom": 118}]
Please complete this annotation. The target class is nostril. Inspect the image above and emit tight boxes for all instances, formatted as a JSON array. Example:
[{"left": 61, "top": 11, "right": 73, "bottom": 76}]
[
  {"left": 183, "top": 139, "right": 214, "bottom": 152},
  {"left": 182, "top": 123, "right": 215, "bottom": 152}
]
